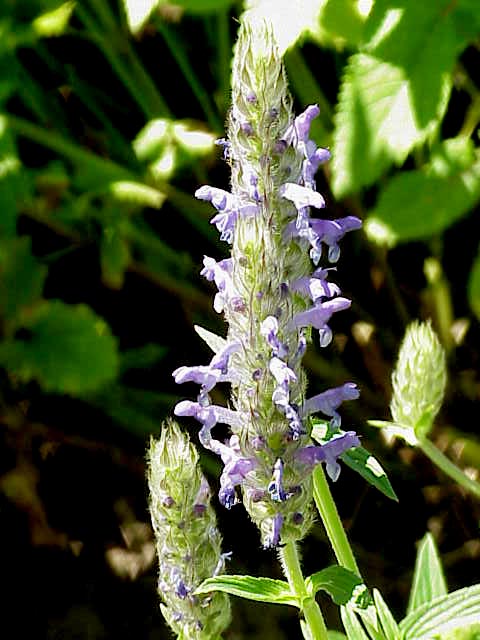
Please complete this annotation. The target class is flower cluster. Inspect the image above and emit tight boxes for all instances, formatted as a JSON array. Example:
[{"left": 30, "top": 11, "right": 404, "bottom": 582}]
[
  {"left": 174, "top": 18, "right": 361, "bottom": 548},
  {"left": 148, "top": 420, "right": 231, "bottom": 639}
]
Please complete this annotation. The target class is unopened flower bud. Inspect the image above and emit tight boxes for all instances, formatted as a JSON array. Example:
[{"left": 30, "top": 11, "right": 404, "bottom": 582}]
[
  {"left": 147, "top": 420, "right": 231, "bottom": 638},
  {"left": 390, "top": 321, "right": 447, "bottom": 439}
]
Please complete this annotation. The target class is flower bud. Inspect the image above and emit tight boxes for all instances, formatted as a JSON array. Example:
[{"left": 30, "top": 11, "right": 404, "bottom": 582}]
[
  {"left": 390, "top": 321, "right": 447, "bottom": 439},
  {"left": 147, "top": 420, "right": 231, "bottom": 638}
]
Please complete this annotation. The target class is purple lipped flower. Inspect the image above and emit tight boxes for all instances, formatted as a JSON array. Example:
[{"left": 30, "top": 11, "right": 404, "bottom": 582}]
[
  {"left": 295, "top": 431, "right": 360, "bottom": 481},
  {"left": 291, "top": 297, "right": 351, "bottom": 331},
  {"left": 264, "top": 513, "right": 284, "bottom": 549},
  {"left": 302, "top": 383, "right": 360, "bottom": 427}
]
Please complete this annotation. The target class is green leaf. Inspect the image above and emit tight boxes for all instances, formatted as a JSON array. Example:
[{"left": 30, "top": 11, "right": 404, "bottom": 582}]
[
  {"left": 373, "top": 589, "right": 400, "bottom": 640},
  {"left": 0, "top": 236, "right": 47, "bottom": 326},
  {"left": 400, "top": 585, "right": 480, "bottom": 639},
  {"left": 365, "top": 140, "right": 480, "bottom": 245},
  {"left": 32, "top": 1, "right": 74, "bottom": 37},
  {"left": 407, "top": 533, "right": 448, "bottom": 615},
  {"left": 0, "top": 301, "right": 119, "bottom": 394},
  {"left": 122, "top": 0, "right": 159, "bottom": 33},
  {"left": 341, "top": 606, "right": 371, "bottom": 640},
  {"left": 332, "top": 0, "right": 479, "bottom": 197},
  {"left": 318, "top": 0, "right": 368, "bottom": 48},
  {"left": 195, "top": 574, "right": 299, "bottom": 607},
  {"left": 468, "top": 250, "right": 480, "bottom": 322},
  {"left": 306, "top": 566, "right": 365, "bottom": 606},
  {"left": 327, "top": 632, "right": 348, "bottom": 640},
  {"left": 341, "top": 446, "right": 398, "bottom": 501}
]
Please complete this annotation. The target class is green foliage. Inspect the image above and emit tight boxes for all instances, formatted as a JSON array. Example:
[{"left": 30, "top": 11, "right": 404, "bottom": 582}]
[
  {"left": 196, "top": 574, "right": 299, "bottom": 607},
  {"left": 372, "top": 589, "right": 400, "bottom": 640},
  {"left": 407, "top": 533, "right": 448, "bottom": 616},
  {"left": 332, "top": 0, "right": 480, "bottom": 197},
  {"left": 400, "top": 585, "right": 480, "bottom": 639},
  {"left": 0, "top": 301, "right": 119, "bottom": 394},
  {"left": 311, "top": 420, "right": 398, "bottom": 501},
  {"left": 365, "top": 139, "right": 480, "bottom": 245},
  {"left": 305, "top": 566, "right": 366, "bottom": 606},
  {"left": 468, "top": 249, "right": 480, "bottom": 321}
]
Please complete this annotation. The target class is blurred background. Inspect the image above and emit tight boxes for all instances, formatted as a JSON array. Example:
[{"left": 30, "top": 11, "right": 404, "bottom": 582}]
[{"left": 1, "top": 0, "right": 480, "bottom": 637}]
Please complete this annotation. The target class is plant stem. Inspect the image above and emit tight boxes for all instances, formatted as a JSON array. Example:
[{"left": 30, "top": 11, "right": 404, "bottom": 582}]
[
  {"left": 312, "top": 465, "right": 361, "bottom": 577},
  {"left": 280, "top": 541, "right": 329, "bottom": 640},
  {"left": 419, "top": 437, "right": 480, "bottom": 499}
]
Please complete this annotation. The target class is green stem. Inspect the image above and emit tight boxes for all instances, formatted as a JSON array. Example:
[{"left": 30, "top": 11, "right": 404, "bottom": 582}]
[
  {"left": 312, "top": 465, "right": 360, "bottom": 576},
  {"left": 280, "top": 541, "right": 329, "bottom": 640},
  {"left": 419, "top": 437, "right": 480, "bottom": 499}
]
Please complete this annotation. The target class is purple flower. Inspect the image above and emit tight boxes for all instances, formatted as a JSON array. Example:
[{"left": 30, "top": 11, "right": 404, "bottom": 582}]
[
  {"left": 302, "top": 383, "right": 360, "bottom": 426},
  {"left": 200, "top": 256, "right": 235, "bottom": 313},
  {"left": 308, "top": 216, "right": 362, "bottom": 264},
  {"left": 291, "top": 297, "right": 351, "bottom": 331},
  {"left": 295, "top": 431, "right": 360, "bottom": 481},
  {"left": 173, "top": 400, "right": 243, "bottom": 445},
  {"left": 290, "top": 269, "right": 341, "bottom": 302},
  {"left": 264, "top": 513, "right": 284, "bottom": 548}
]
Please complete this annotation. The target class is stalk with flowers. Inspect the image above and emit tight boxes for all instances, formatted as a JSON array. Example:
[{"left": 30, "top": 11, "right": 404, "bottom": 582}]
[{"left": 148, "top": 11, "right": 480, "bottom": 640}]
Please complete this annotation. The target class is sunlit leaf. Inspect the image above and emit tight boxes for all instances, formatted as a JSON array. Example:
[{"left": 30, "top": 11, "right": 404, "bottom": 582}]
[
  {"left": 341, "top": 606, "right": 371, "bottom": 640},
  {"left": 407, "top": 533, "right": 448, "bottom": 615},
  {"left": 373, "top": 589, "right": 400, "bottom": 639},
  {"left": 400, "top": 585, "right": 480, "bottom": 639},
  {"left": 194, "top": 325, "right": 227, "bottom": 354},
  {"left": 195, "top": 574, "right": 299, "bottom": 607},
  {"left": 0, "top": 301, "right": 119, "bottom": 394},
  {"left": 122, "top": 0, "right": 159, "bottom": 34},
  {"left": 32, "top": 1, "right": 75, "bottom": 37},
  {"left": 341, "top": 446, "right": 398, "bottom": 501},
  {"left": 332, "top": 0, "right": 478, "bottom": 196}
]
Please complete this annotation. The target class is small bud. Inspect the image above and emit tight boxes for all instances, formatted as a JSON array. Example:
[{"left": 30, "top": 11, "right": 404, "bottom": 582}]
[
  {"left": 390, "top": 321, "right": 447, "bottom": 439},
  {"left": 147, "top": 420, "right": 231, "bottom": 639}
]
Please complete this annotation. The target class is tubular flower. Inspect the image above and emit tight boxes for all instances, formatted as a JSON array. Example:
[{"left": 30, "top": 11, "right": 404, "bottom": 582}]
[{"left": 173, "top": 16, "right": 361, "bottom": 548}]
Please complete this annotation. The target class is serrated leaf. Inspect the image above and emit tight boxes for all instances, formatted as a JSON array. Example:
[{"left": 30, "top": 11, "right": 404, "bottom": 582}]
[
  {"left": 365, "top": 141, "right": 480, "bottom": 245},
  {"left": 332, "top": 0, "right": 479, "bottom": 197},
  {"left": 195, "top": 574, "right": 299, "bottom": 607},
  {"left": 194, "top": 325, "right": 227, "bottom": 354},
  {"left": 332, "top": 52, "right": 449, "bottom": 197},
  {"left": 468, "top": 250, "right": 480, "bottom": 322},
  {"left": 341, "top": 446, "right": 398, "bottom": 501},
  {"left": 373, "top": 589, "right": 400, "bottom": 639},
  {"left": 306, "top": 566, "right": 365, "bottom": 606},
  {"left": 407, "top": 533, "right": 448, "bottom": 615},
  {"left": 400, "top": 585, "right": 480, "bottom": 639},
  {"left": 122, "top": 0, "right": 158, "bottom": 33},
  {"left": 0, "top": 236, "right": 47, "bottom": 326},
  {"left": 0, "top": 301, "right": 119, "bottom": 394}
]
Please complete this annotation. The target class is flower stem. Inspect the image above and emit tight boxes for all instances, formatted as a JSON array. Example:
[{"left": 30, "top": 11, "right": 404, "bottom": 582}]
[
  {"left": 280, "top": 541, "right": 329, "bottom": 640},
  {"left": 419, "top": 437, "right": 480, "bottom": 499},
  {"left": 312, "top": 465, "right": 360, "bottom": 577}
]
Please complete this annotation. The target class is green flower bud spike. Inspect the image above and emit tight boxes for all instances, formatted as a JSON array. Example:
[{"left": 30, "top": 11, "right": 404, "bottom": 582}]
[
  {"left": 390, "top": 320, "right": 447, "bottom": 442},
  {"left": 147, "top": 420, "right": 231, "bottom": 639},
  {"left": 371, "top": 321, "right": 480, "bottom": 499}
]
